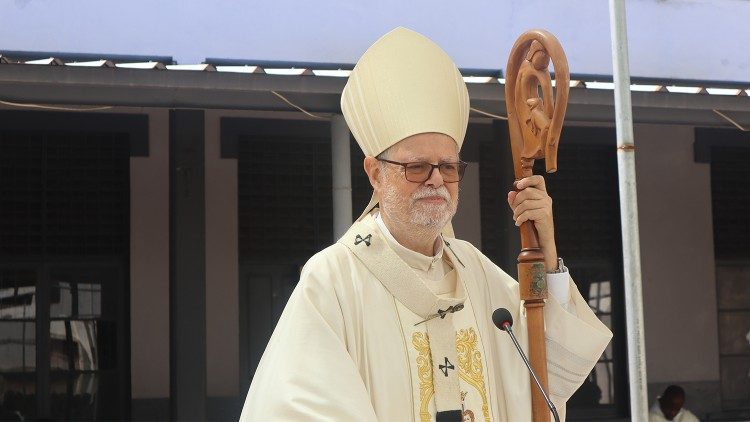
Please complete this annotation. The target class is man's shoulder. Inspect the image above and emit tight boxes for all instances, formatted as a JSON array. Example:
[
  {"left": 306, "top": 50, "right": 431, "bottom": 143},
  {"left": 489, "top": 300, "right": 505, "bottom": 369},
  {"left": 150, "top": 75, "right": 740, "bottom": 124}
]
[
  {"left": 648, "top": 408, "right": 665, "bottom": 422},
  {"left": 291, "top": 243, "right": 362, "bottom": 300},
  {"left": 647, "top": 402, "right": 667, "bottom": 422},
  {"left": 299, "top": 242, "right": 392, "bottom": 304},
  {"left": 302, "top": 242, "right": 355, "bottom": 273}
]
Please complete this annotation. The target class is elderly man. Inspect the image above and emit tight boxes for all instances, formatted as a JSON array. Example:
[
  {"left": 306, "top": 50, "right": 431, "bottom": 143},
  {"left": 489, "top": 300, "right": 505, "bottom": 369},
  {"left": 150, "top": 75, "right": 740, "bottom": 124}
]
[{"left": 240, "top": 27, "right": 611, "bottom": 421}]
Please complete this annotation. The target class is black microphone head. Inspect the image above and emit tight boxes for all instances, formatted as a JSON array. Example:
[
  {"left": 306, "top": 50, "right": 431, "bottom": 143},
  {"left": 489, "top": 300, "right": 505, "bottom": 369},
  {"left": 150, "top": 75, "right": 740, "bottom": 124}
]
[{"left": 492, "top": 308, "right": 513, "bottom": 331}]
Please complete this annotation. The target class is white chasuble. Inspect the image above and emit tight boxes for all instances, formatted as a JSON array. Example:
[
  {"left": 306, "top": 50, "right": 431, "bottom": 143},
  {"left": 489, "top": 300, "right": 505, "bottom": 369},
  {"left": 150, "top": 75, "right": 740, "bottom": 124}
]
[{"left": 239, "top": 215, "right": 612, "bottom": 421}]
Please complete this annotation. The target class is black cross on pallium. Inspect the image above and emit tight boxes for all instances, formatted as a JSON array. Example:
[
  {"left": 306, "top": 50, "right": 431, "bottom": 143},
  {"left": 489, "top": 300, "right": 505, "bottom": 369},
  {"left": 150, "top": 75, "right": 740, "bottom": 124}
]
[
  {"left": 437, "top": 304, "right": 464, "bottom": 319},
  {"left": 354, "top": 234, "right": 372, "bottom": 246},
  {"left": 439, "top": 357, "right": 455, "bottom": 377}
]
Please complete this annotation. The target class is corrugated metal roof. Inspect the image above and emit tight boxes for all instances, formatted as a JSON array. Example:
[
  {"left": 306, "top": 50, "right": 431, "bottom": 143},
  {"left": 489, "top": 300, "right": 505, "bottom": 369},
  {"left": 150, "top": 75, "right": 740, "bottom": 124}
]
[
  {"left": 0, "top": 50, "right": 174, "bottom": 64},
  {"left": 0, "top": 50, "right": 748, "bottom": 129},
  {"left": 1, "top": 50, "right": 748, "bottom": 97}
]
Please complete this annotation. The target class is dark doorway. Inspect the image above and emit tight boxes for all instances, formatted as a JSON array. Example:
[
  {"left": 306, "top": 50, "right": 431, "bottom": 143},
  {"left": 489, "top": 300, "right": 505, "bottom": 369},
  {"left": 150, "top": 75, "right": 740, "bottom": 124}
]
[
  {"left": 226, "top": 118, "right": 332, "bottom": 393},
  {"left": 240, "top": 264, "right": 299, "bottom": 384}
]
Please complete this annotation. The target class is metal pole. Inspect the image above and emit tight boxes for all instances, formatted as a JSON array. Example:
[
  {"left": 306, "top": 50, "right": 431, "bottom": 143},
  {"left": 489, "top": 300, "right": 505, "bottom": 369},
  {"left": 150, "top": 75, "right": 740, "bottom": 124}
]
[
  {"left": 331, "top": 114, "right": 353, "bottom": 239},
  {"left": 608, "top": 0, "right": 649, "bottom": 420}
]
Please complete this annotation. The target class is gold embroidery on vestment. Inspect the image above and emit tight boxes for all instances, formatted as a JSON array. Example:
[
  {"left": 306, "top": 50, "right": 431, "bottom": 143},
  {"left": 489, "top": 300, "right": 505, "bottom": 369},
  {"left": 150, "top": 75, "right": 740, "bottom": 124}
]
[
  {"left": 457, "top": 328, "right": 490, "bottom": 422},
  {"left": 411, "top": 328, "right": 490, "bottom": 422},
  {"left": 412, "top": 332, "right": 434, "bottom": 422}
]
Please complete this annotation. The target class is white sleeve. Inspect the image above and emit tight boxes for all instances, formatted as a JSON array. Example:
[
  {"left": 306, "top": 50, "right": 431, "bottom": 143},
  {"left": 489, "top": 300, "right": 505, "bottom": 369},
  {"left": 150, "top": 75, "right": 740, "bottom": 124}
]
[
  {"left": 547, "top": 270, "right": 573, "bottom": 313},
  {"left": 477, "top": 251, "right": 612, "bottom": 408}
]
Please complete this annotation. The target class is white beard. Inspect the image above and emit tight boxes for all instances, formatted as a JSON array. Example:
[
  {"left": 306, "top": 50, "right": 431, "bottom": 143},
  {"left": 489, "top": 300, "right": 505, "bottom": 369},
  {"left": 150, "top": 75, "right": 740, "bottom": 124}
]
[{"left": 379, "top": 177, "right": 459, "bottom": 235}]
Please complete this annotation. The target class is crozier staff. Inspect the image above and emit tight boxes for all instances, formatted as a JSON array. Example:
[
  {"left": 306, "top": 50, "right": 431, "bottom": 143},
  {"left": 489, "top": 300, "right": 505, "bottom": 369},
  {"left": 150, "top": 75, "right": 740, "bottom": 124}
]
[{"left": 240, "top": 27, "right": 611, "bottom": 421}]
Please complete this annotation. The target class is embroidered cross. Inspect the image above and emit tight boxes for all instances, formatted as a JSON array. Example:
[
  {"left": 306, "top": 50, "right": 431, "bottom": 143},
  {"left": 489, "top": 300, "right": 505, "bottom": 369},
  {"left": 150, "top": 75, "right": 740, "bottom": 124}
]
[
  {"left": 354, "top": 234, "right": 372, "bottom": 246},
  {"left": 439, "top": 357, "right": 455, "bottom": 377}
]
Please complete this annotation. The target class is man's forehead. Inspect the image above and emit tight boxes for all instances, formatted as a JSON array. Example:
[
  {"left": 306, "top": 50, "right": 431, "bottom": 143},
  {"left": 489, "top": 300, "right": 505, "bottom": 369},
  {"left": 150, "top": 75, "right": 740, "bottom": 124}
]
[
  {"left": 398, "top": 152, "right": 460, "bottom": 162},
  {"left": 389, "top": 133, "right": 460, "bottom": 159}
]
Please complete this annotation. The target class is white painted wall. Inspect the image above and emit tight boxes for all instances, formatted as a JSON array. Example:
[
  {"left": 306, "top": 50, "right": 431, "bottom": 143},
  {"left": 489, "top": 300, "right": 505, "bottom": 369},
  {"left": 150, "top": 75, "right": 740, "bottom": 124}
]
[
  {"left": 635, "top": 123, "right": 720, "bottom": 383},
  {"left": 1, "top": 0, "right": 748, "bottom": 82}
]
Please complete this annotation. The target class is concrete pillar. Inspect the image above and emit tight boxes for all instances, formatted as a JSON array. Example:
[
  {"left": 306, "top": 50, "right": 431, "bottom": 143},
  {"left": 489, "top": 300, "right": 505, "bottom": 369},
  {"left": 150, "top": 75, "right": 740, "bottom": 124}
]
[
  {"left": 169, "top": 109, "right": 207, "bottom": 420},
  {"left": 331, "top": 115, "right": 352, "bottom": 239}
]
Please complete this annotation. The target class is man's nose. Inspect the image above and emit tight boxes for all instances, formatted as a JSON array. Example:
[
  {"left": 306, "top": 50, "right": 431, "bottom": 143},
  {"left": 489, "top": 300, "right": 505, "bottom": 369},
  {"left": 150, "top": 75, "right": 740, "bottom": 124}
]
[{"left": 424, "top": 165, "right": 444, "bottom": 187}]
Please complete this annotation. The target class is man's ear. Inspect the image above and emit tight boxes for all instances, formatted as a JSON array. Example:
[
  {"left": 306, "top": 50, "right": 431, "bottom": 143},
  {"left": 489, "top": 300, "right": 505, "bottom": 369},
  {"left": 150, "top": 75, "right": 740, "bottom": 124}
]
[{"left": 363, "top": 156, "right": 381, "bottom": 192}]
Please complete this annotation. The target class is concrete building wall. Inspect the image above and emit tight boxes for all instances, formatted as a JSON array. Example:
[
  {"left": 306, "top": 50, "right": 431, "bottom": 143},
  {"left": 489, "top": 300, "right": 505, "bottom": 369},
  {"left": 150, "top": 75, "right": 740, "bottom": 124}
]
[{"left": 635, "top": 123, "right": 720, "bottom": 416}]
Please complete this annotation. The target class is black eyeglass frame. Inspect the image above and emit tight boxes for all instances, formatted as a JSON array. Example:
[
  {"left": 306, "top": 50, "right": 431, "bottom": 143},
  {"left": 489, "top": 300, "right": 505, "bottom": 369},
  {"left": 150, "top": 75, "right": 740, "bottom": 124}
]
[{"left": 376, "top": 158, "right": 468, "bottom": 183}]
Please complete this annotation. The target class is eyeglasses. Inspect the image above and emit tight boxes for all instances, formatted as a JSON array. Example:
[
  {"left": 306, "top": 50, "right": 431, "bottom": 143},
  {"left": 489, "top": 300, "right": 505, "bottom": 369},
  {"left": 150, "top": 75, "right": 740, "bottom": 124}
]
[{"left": 377, "top": 158, "right": 468, "bottom": 183}]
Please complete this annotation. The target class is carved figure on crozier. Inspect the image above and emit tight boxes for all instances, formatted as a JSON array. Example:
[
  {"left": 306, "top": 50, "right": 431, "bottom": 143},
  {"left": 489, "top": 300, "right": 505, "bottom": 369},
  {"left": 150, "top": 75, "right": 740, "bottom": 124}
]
[{"left": 514, "top": 40, "right": 555, "bottom": 163}]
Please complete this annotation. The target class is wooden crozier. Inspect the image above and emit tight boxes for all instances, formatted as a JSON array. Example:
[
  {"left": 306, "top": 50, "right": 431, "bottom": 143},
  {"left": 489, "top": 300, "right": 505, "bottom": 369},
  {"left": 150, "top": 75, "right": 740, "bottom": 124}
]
[{"left": 504, "top": 30, "right": 569, "bottom": 422}]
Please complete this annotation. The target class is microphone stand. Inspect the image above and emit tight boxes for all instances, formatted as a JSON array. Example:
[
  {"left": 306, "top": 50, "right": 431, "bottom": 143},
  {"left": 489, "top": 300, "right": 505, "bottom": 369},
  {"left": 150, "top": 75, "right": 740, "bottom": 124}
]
[{"left": 502, "top": 323, "right": 561, "bottom": 422}]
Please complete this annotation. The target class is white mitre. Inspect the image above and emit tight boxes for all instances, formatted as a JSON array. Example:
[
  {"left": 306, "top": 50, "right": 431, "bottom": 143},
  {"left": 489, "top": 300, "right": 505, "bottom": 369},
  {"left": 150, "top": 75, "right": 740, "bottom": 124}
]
[{"left": 341, "top": 27, "right": 470, "bottom": 230}]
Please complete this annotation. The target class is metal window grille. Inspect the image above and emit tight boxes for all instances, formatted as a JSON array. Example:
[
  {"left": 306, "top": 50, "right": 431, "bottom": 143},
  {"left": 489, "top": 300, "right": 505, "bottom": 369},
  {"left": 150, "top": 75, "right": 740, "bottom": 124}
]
[
  {"left": 238, "top": 134, "right": 333, "bottom": 264},
  {"left": 0, "top": 130, "right": 129, "bottom": 257},
  {"left": 712, "top": 147, "right": 750, "bottom": 261}
]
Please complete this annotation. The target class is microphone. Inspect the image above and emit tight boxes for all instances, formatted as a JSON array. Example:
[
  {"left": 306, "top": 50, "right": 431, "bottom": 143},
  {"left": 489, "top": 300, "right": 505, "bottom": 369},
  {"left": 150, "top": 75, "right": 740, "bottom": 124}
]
[{"left": 492, "top": 308, "right": 560, "bottom": 422}]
